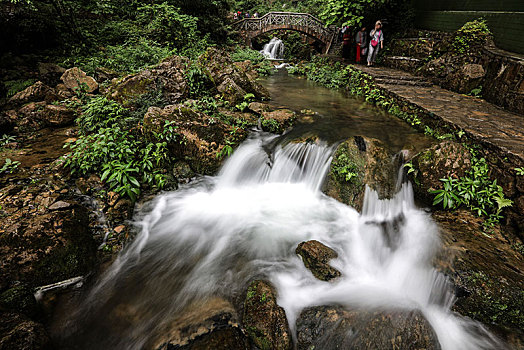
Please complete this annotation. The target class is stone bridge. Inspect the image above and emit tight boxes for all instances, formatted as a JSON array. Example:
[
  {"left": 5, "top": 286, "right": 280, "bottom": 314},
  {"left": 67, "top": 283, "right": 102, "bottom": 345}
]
[{"left": 233, "top": 12, "right": 337, "bottom": 53}]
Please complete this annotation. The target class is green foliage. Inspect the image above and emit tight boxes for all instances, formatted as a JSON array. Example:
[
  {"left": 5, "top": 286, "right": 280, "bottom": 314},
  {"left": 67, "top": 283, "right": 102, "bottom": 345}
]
[
  {"left": 429, "top": 148, "right": 513, "bottom": 231},
  {"left": 452, "top": 19, "right": 491, "bottom": 54},
  {"left": 331, "top": 152, "right": 359, "bottom": 182},
  {"left": 260, "top": 118, "right": 280, "bottom": 133},
  {"left": 515, "top": 167, "right": 524, "bottom": 176},
  {"left": 319, "top": 0, "right": 386, "bottom": 27},
  {"left": 64, "top": 95, "right": 175, "bottom": 201},
  {"left": 0, "top": 135, "right": 16, "bottom": 146},
  {"left": 235, "top": 93, "right": 256, "bottom": 112},
  {"left": 64, "top": 38, "right": 173, "bottom": 75},
  {"left": 231, "top": 47, "right": 273, "bottom": 76},
  {"left": 0, "top": 158, "right": 21, "bottom": 174},
  {"left": 469, "top": 86, "right": 483, "bottom": 97},
  {"left": 4, "top": 79, "right": 36, "bottom": 97},
  {"left": 231, "top": 47, "right": 265, "bottom": 64},
  {"left": 78, "top": 96, "right": 129, "bottom": 134},
  {"left": 187, "top": 64, "right": 213, "bottom": 98}
]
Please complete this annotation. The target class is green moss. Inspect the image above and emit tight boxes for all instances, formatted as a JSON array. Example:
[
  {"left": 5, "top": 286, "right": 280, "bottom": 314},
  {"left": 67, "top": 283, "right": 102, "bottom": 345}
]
[{"left": 455, "top": 271, "right": 524, "bottom": 331}]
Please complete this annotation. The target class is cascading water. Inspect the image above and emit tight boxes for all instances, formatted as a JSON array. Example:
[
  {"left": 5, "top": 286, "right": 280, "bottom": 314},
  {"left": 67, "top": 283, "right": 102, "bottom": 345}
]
[
  {"left": 261, "top": 37, "right": 284, "bottom": 59},
  {"left": 62, "top": 133, "right": 505, "bottom": 350}
]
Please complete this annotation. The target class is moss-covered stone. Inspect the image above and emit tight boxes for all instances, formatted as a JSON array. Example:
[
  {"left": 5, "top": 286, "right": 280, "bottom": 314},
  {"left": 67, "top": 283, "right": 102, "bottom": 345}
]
[
  {"left": 324, "top": 136, "right": 395, "bottom": 211},
  {"left": 296, "top": 306, "right": 440, "bottom": 350},
  {"left": 0, "top": 285, "right": 38, "bottom": 317},
  {"left": 243, "top": 280, "right": 292, "bottom": 350},
  {"left": 434, "top": 210, "right": 524, "bottom": 345},
  {"left": 143, "top": 104, "right": 248, "bottom": 175}
]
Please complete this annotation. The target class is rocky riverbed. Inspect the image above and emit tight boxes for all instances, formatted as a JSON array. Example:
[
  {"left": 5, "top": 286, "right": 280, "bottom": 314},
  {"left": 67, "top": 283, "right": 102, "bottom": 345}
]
[{"left": 1, "top": 49, "right": 523, "bottom": 350}]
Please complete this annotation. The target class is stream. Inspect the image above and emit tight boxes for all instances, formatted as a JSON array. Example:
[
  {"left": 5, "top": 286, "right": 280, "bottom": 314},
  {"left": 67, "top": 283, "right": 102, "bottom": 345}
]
[{"left": 58, "top": 71, "right": 505, "bottom": 349}]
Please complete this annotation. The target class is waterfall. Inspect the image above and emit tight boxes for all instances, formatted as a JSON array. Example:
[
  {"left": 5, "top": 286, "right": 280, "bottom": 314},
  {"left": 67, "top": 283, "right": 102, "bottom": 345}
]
[
  {"left": 261, "top": 37, "right": 284, "bottom": 59},
  {"left": 64, "top": 132, "right": 504, "bottom": 350}
]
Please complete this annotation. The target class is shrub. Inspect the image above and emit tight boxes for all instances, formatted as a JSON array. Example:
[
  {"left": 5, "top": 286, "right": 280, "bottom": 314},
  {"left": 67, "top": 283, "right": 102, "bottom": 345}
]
[{"left": 452, "top": 18, "right": 491, "bottom": 54}]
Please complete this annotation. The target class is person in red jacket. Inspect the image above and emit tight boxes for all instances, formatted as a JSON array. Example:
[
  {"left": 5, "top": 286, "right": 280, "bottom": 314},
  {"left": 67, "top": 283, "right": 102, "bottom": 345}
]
[{"left": 355, "top": 26, "right": 367, "bottom": 63}]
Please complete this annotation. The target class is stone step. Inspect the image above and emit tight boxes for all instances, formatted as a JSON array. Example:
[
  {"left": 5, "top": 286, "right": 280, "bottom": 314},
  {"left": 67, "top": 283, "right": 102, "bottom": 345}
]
[{"left": 375, "top": 78, "right": 432, "bottom": 87}]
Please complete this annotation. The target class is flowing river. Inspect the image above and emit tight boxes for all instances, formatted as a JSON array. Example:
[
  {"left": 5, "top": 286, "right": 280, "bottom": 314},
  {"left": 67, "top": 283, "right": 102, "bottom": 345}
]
[{"left": 59, "top": 71, "right": 505, "bottom": 349}]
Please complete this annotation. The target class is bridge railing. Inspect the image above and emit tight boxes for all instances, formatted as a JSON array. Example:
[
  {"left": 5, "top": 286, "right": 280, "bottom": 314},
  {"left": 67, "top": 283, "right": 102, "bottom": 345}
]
[{"left": 233, "top": 12, "right": 334, "bottom": 39}]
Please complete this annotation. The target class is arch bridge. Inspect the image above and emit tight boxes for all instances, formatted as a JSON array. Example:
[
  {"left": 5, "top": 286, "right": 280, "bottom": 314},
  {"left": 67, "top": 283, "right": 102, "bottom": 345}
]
[{"left": 234, "top": 12, "right": 337, "bottom": 53}]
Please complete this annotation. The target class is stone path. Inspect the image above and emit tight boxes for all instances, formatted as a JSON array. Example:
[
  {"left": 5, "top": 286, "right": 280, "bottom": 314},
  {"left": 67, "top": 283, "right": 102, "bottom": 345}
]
[{"left": 355, "top": 65, "right": 524, "bottom": 163}]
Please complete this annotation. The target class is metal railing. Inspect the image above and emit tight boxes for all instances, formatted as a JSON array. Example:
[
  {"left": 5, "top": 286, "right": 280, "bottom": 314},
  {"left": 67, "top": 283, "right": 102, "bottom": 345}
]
[{"left": 234, "top": 12, "right": 333, "bottom": 40}]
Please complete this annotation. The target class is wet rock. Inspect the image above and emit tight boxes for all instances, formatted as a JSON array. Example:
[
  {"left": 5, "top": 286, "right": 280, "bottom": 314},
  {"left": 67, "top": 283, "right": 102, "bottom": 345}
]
[
  {"left": 8, "top": 101, "right": 75, "bottom": 131},
  {"left": 462, "top": 63, "right": 485, "bottom": 79},
  {"left": 61, "top": 67, "right": 98, "bottom": 93},
  {"left": 0, "top": 311, "right": 50, "bottom": 350},
  {"left": 409, "top": 141, "right": 472, "bottom": 204},
  {"left": 152, "top": 297, "right": 249, "bottom": 350},
  {"left": 296, "top": 240, "right": 341, "bottom": 281},
  {"left": 198, "top": 48, "right": 269, "bottom": 104},
  {"left": 433, "top": 210, "right": 524, "bottom": 345},
  {"left": 37, "top": 62, "right": 66, "bottom": 86},
  {"left": 248, "top": 102, "right": 271, "bottom": 115},
  {"left": 0, "top": 202, "right": 98, "bottom": 291},
  {"left": 8, "top": 81, "right": 58, "bottom": 106},
  {"left": 172, "top": 161, "right": 195, "bottom": 183},
  {"left": 0, "top": 285, "right": 39, "bottom": 317},
  {"left": 217, "top": 77, "right": 248, "bottom": 105},
  {"left": 144, "top": 104, "right": 247, "bottom": 174},
  {"left": 260, "top": 109, "right": 296, "bottom": 134},
  {"left": 324, "top": 136, "right": 396, "bottom": 211},
  {"left": 41, "top": 104, "right": 75, "bottom": 126},
  {"left": 296, "top": 306, "right": 440, "bottom": 350},
  {"left": 108, "top": 56, "right": 189, "bottom": 107},
  {"left": 243, "top": 280, "right": 292, "bottom": 350}
]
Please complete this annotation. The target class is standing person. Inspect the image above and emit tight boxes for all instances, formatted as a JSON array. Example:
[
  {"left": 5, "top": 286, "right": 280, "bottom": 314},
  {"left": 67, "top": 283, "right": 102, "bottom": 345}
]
[
  {"left": 355, "top": 26, "right": 367, "bottom": 63},
  {"left": 253, "top": 12, "right": 258, "bottom": 18},
  {"left": 367, "top": 21, "right": 384, "bottom": 66},
  {"left": 341, "top": 26, "right": 352, "bottom": 60}
]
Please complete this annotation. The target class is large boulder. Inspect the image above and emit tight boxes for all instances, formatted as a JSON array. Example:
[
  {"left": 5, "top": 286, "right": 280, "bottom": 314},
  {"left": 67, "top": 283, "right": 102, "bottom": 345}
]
[
  {"left": 0, "top": 193, "right": 98, "bottom": 291},
  {"left": 296, "top": 306, "right": 440, "bottom": 350},
  {"left": 324, "top": 136, "right": 396, "bottom": 211},
  {"left": 143, "top": 104, "right": 247, "bottom": 174},
  {"left": 152, "top": 297, "right": 249, "bottom": 350},
  {"left": 0, "top": 312, "right": 50, "bottom": 350},
  {"left": 243, "top": 280, "right": 292, "bottom": 350},
  {"left": 409, "top": 141, "right": 472, "bottom": 204},
  {"left": 8, "top": 81, "right": 58, "bottom": 106},
  {"left": 434, "top": 210, "right": 524, "bottom": 345},
  {"left": 198, "top": 48, "right": 269, "bottom": 104},
  {"left": 296, "top": 240, "right": 341, "bottom": 281},
  {"left": 108, "top": 56, "right": 189, "bottom": 107},
  {"left": 60, "top": 67, "right": 98, "bottom": 93},
  {"left": 5, "top": 101, "right": 76, "bottom": 131}
]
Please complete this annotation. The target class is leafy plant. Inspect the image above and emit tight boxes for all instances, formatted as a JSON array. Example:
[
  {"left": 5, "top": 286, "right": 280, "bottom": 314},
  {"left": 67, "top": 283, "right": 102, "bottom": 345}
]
[
  {"left": 4, "top": 79, "right": 36, "bottom": 97},
  {"left": 0, "top": 135, "right": 16, "bottom": 146},
  {"left": 452, "top": 19, "right": 491, "bottom": 54},
  {"left": 429, "top": 150, "right": 513, "bottom": 231},
  {"left": 331, "top": 152, "right": 360, "bottom": 183},
  {"left": 515, "top": 167, "right": 524, "bottom": 176},
  {"left": 0, "top": 158, "right": 21, "bottom": 174}
]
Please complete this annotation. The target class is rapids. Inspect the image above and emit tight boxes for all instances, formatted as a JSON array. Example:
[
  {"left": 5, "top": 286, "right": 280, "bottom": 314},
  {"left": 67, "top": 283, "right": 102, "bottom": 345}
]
[{"left": 62, "top": 132, "right": 505, "bottom": 349}]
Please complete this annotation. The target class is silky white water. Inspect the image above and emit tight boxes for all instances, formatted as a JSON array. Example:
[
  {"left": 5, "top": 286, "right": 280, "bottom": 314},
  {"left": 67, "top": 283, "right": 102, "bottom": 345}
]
[
  {"left": 261, "top": 37, "right": 285, "bottom": 59},
  {"left": 65, "top": 133, "right": 505, "bottom": 349}
]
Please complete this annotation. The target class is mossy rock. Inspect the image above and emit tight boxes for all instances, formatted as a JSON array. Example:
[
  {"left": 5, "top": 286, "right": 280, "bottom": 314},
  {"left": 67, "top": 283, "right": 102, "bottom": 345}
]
[
  {"left": 243, "top": 280, "right": 292, "bottom": 350},
  {"left": 324, "top": 136, "right": 395, "bottom": 211}
]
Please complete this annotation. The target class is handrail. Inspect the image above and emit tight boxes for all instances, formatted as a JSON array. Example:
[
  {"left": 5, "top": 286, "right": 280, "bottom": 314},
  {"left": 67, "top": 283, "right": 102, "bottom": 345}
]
[{"left": 233, "top": 12, "right": 332, "bottom": 34}]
